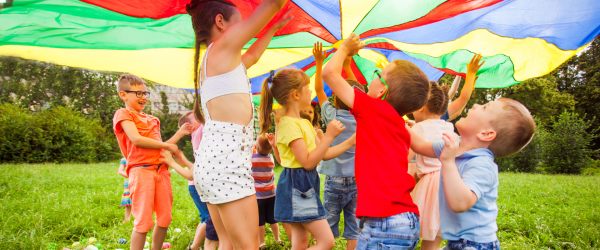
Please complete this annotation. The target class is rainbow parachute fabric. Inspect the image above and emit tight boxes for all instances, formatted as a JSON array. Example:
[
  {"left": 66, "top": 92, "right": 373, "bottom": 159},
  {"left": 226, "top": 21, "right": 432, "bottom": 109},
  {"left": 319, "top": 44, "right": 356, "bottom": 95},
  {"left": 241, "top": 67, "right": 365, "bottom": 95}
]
[{"left": 1, "top": 0, "right": 600, "bottom": 104}]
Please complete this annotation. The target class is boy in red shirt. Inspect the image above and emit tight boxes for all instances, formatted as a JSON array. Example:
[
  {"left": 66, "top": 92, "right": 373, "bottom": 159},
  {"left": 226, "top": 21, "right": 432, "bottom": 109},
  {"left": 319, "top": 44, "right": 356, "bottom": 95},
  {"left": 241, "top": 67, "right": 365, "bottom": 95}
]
[
  {"left": 323, "top": 34, "right": 430, "bottom": 249},
  {"left": 113, "top": 74, "right": 187, "bottom": 250}
]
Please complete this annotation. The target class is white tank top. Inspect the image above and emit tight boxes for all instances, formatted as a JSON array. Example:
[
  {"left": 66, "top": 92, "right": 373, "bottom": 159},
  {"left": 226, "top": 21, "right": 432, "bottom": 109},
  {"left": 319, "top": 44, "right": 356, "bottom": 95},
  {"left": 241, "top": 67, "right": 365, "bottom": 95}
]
[{"left": 200, "top": 43, "right": 254, "bottom": 124}]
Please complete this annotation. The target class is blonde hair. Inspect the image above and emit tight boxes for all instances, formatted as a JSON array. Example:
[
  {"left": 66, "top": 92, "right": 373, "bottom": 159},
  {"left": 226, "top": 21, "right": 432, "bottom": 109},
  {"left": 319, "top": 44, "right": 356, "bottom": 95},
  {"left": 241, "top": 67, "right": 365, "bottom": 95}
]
[
  {"left": 259, "top": 69, "right": 310, "bottom": 135},
  {"left": 117, "top": 74, "right": 146, "bottom": 92},
  {"left": 489, "top": 98, "right": 536, "bottom": 158}
]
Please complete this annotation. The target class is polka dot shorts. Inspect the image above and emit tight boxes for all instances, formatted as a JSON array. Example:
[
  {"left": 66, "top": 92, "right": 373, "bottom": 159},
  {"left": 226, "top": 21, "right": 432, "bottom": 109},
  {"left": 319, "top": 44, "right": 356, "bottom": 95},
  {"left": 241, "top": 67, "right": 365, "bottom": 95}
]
[{"left": 193, "top": 120, "right": 256, "bottom": 204}]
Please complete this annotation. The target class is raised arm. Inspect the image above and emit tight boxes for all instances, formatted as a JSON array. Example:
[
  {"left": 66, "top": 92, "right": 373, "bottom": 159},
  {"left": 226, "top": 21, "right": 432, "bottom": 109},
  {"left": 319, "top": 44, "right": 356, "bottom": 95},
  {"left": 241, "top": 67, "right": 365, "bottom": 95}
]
[
  {"left": 241, "top": 7, "right": 293, "bottom": 68},
  {"left": 405, "top": 124, "right": 436, "bottom": 158},
  {"left": 343, "top": 56, "right": 357, "bottom": 81},
  {"left": 447, "top": 54, "right": 484, "bottom": 121},
  {"left": 289, "top": 120, "right": 345, "bottom": 171},
  {"left": 322, "top": 33, "right": 364, "bottom": 109},
  {"left": 220, "top": 0, "right": 287, "bottom": 57},
  {"left": 165, "top": 123, "right": 193, "bottom": 145},
  {"left": 447, "top": 75, "right": 461, "bottom": 100},
  {"left": 121, "top": 120, "right": 179, "bottom": 154},
  {"left": 313, "top": 42, "right": 329, "bottom": 106}
]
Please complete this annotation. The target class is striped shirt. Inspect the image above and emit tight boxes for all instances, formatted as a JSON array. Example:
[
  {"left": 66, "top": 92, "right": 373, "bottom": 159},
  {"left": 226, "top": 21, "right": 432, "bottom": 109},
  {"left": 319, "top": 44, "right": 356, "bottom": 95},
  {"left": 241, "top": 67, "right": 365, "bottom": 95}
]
[{"left": 251, "top": 150, "right": 276, "bottom": 199}]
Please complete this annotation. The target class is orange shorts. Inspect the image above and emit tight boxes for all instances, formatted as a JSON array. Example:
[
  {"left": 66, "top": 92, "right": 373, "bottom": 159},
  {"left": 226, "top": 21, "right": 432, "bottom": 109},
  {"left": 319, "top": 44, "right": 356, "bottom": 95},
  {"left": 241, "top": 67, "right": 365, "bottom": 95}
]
[{"left": 129, "top": 165, "right": 173, "bottom": 233}]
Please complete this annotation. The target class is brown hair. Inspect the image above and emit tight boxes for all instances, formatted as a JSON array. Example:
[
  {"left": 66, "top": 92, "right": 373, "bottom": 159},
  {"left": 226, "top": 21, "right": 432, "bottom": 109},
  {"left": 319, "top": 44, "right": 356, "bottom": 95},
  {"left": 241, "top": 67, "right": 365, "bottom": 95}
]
[
  {"left": 384, "top": 60, "right": 430, "bottom": 116},
  {"left": 300, "top": 111, "right": 312, "bottom": 122},
  {"left": 178, "top": 111, "right": 195, "bottom": 127},
  {"left": 489, "top": 98, "right": 536, "bottom": 158},
  {"left": 336, "top": 79, "right": 364, "bottom": 110},
  {"left": 304, "top": 103, "right": 320, "bottom": 127},
  {"left": 425, "top": 81, "right": 449, "bottom": 115},
  {"left": 256, "top": 134, "right": 272, "bottom": 156},
  {"left": 259, "top": 69, "right": 310, "bottom": 135},
  {"left": 187, "top": 0, "right": 237, "bottom": 124},
  {"left": 117, "top": 74, "right": 145, "bottom": 92}
]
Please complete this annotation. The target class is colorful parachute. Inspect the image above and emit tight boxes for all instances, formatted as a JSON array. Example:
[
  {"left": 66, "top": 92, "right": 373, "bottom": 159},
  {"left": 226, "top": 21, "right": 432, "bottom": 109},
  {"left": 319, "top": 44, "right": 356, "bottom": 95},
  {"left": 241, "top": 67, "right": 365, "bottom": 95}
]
[{"left": 1, "top": 0, "right": 600, "bottom": 105}]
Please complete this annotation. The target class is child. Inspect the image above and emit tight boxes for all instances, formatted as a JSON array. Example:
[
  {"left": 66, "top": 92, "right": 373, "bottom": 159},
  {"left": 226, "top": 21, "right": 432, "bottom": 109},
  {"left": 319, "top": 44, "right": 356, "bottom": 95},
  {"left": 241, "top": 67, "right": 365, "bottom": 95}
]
[
  {"left": 313, "top": 42, "right": 361, "bottom": 250},
  {"left": 259, "top": 69, "right": 356, "bottom": 250},
  {"left": 113, "top": 74, "right": 183, "bottom": 250},
  {"left": 252, "top": 134, "right": 285, "bottom": 249},
  {"left": 407, "top": 55, "right": 483, "bottom": 250},
  {"left": 301, "top": 101, "right": 324, "bottom": 139},
  {"left": 322, "top": 33, "right": 430, "bottom": 250},
  {"left": 118, "top": 158, "right": 132, "bottom": 223},
  {"left": 186, "top": 1, "right": 291, "bottom": 249},
  {"left": 175, "top": 112, "right": 220, "bottom": 250},
  {"left": 408, "top": 99, "right": 535, "bottom": 250}
]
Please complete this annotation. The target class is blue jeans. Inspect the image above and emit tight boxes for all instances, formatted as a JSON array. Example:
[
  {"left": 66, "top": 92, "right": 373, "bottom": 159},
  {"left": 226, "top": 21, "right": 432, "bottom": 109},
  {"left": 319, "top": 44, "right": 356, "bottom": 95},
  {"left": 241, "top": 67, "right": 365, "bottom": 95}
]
[
  {"left": 188, "top": 185, "right": 210, "bottom": 223},
  {"left": 445, "top": 239, "right": 501, "bottom": 250},
  {"left": 323, "top": 176, "right": 359, "bottom": 240},
  {"left": 356, "top": 213, "right": 420, "bottom": 250}
]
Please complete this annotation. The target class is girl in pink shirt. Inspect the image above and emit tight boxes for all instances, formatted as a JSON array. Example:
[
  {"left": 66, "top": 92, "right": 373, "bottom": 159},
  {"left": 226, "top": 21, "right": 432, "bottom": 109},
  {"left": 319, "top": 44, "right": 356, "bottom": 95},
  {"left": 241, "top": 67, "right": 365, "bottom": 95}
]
[{"left": 408, "top": 81, "right": 453, "bottom": 250}]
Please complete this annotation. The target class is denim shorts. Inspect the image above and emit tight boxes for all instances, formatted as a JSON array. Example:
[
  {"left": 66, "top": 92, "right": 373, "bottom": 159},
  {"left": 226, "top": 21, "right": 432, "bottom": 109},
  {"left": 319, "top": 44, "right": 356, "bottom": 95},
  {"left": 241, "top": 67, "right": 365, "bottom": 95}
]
[
  {"left": 356, "top": 213, "right": 420, "bottom": 250},
  {"left": 188, "top": 185, "right": 210, "bottom": 224},
  {"left": 274, "top": 168, "right": 326, "bottom": 223},
  {"left": 323, "top": 176, "right": 359, "bottom": 239},
  {"left": 444, "top": 239, "right": 500, "bottom": 250}
]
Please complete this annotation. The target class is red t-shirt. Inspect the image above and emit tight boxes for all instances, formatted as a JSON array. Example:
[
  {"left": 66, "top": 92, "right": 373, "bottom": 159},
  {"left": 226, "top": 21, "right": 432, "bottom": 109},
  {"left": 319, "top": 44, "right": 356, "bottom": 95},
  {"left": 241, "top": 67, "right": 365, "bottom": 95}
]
[
  {"left": 350, "top": 88, "right": 419, "bottom": 218},
  {"left": 113, "top": 108, "right": 165, "bottom": 175}
]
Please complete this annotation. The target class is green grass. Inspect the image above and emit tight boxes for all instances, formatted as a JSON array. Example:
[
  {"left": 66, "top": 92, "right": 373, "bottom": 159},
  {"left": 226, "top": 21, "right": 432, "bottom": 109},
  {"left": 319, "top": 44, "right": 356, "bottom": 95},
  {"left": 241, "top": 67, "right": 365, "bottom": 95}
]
[{"left": 0, "top": 163, "right": 598, "bottom": 250}]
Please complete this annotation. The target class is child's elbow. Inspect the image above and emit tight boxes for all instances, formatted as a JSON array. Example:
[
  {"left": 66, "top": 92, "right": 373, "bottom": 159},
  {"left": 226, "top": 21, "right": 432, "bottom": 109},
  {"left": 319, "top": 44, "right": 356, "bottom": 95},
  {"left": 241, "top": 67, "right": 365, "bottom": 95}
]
[{"left": 449, "top": 202, "right": 471, "bottom": 213}]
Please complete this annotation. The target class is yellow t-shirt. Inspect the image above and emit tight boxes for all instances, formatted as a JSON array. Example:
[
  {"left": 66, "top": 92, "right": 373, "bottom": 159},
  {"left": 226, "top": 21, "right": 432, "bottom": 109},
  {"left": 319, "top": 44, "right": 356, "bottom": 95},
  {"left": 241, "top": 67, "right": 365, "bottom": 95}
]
[{"left": 276, "top": 116, "right": 317, "bottom": 169}]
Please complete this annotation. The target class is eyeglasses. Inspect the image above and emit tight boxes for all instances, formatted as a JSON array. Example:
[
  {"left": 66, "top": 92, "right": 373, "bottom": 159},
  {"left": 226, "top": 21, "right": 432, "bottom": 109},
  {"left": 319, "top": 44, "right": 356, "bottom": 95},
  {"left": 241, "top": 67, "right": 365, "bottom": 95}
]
[
  {"left": 123, "top": 90, "right": 151, "bottom": 98},
  {"left": 370, "top": 69, "right": 388, "bottom": 100}
]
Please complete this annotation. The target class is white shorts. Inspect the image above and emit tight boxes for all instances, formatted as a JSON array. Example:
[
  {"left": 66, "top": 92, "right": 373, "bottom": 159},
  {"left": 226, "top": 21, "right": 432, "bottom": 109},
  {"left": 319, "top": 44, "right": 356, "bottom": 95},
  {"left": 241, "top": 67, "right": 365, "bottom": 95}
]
[{"left": 193, "top": 120, "right": 256, "bottom": 204}]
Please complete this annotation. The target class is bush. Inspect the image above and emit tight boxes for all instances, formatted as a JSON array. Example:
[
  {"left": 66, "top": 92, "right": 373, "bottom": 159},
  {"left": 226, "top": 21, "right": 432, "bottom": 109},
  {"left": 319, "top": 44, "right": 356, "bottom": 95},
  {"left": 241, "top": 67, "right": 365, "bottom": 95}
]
[
  {"left": 542, "top": 110, "right": 598, "bottom": 174},
  {"left": 0, "top": 103, "right": 119, "bottom": 163}
]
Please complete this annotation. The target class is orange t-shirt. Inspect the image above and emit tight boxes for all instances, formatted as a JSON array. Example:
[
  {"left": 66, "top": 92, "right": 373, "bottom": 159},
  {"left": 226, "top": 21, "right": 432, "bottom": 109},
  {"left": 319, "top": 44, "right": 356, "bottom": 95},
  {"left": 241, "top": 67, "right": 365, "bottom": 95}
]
[{"left": 113, "top": 108, "right": 164, "bottom": 174}]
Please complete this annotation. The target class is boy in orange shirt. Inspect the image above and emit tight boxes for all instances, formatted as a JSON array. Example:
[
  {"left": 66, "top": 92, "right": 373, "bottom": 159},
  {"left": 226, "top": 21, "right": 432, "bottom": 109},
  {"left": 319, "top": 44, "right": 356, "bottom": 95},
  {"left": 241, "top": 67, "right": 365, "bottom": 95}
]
[{"left": 113, "top": 74, "right": 189, "bottom": 250}]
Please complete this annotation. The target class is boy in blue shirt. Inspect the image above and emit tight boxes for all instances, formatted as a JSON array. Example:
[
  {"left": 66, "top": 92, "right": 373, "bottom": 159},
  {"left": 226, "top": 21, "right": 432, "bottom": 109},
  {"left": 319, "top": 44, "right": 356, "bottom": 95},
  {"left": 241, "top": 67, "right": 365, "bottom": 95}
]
[
  {"left": 409, "top": 97, "right": 536, "bottom": 249},
  {"left": 313, "top": 42, "right": 361, "bottom": 250}
]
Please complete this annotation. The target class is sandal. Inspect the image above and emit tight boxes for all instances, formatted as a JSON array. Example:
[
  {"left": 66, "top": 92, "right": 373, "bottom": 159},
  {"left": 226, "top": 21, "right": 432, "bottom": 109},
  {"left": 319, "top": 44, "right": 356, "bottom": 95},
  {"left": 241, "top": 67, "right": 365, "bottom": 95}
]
[
  {"left": 259, "top": 243, "right": 267, "bottom": 249},
  {"left": 276, "top": 240, "right": 285, "bottom": 247}
]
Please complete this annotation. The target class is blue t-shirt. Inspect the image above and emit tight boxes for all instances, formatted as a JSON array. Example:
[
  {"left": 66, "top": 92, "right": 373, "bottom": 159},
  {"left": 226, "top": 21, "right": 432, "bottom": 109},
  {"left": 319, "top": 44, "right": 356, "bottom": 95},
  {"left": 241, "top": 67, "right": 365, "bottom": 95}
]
[
  {"left": 318, "top": 101, "right": 356, "bottom": 177},
  {"left": 120, "top": 158, "right": 127, "bottom": 165},
  {"left": 433, "top": 140, "right": 499, "bottom": 243},
  {"left": 441, "top": 111, "right": 449, "bottom": 121}
]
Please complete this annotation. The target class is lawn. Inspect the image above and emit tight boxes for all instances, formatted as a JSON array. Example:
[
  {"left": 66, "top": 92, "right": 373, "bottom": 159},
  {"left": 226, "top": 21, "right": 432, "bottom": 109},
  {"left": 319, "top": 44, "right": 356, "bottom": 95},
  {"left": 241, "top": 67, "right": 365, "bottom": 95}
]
[{"left": 0, "top": 163, "right": 598, "bottom": 250}]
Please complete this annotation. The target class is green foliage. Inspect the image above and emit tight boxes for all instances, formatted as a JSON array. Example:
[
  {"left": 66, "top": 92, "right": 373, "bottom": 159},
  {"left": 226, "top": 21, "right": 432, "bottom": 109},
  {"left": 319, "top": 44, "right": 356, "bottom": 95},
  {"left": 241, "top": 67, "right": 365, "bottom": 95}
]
[
  {"left": 543, "top": 110, "right": 598, "bottom": 174},
  {"left": 582, "top": 159, "right": 600, "bottom": 176},
  {"left": 0, "top": 103, "right": 119, "bottom": 163},
  {"left": 498, "top": 111, "right": 598, "bottom": 174},
  {"left": 554, "top": 38, "right": 600, "bottom": 151},
  {"left": 496, "top": 120, "right": 546, "bottom": 173}
]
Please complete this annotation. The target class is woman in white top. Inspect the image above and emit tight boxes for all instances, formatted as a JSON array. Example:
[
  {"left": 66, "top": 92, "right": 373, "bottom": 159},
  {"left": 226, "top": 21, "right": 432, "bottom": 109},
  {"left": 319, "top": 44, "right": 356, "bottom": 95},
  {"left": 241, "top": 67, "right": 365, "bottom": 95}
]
[{"left": 186, "top": 1, "right": 292, "bottom": 250}]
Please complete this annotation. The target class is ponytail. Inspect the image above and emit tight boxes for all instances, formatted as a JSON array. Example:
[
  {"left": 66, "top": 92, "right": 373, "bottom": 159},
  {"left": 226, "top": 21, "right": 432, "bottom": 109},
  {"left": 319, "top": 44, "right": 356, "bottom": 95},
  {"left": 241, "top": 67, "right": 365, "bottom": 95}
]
[
  {"left": 187, "top": 0, "right": 237, "bottom": 124},
  {"left": 192, "top": 38, "right": 205, "bottom": 124},
  {"left": 259, "top": 71, "right": 275, "bottom": 135}
]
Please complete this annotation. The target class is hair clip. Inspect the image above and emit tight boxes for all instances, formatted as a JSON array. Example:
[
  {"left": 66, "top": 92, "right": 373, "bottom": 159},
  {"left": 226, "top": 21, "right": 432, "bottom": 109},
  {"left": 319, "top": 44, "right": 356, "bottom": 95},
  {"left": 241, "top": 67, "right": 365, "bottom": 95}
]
[
  {"left": 311, "top": 101, "right": 318, "bottom": 107},
  {"left": 268, "top": 70, "right": 275, "bottom": 83}
]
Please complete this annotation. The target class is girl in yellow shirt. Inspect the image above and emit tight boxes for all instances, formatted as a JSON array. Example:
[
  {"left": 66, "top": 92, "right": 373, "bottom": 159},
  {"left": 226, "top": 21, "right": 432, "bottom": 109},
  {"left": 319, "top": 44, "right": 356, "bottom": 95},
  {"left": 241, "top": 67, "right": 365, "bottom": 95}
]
[{"left": 259, "top": 69, "right": 355, "bottom": 250}]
